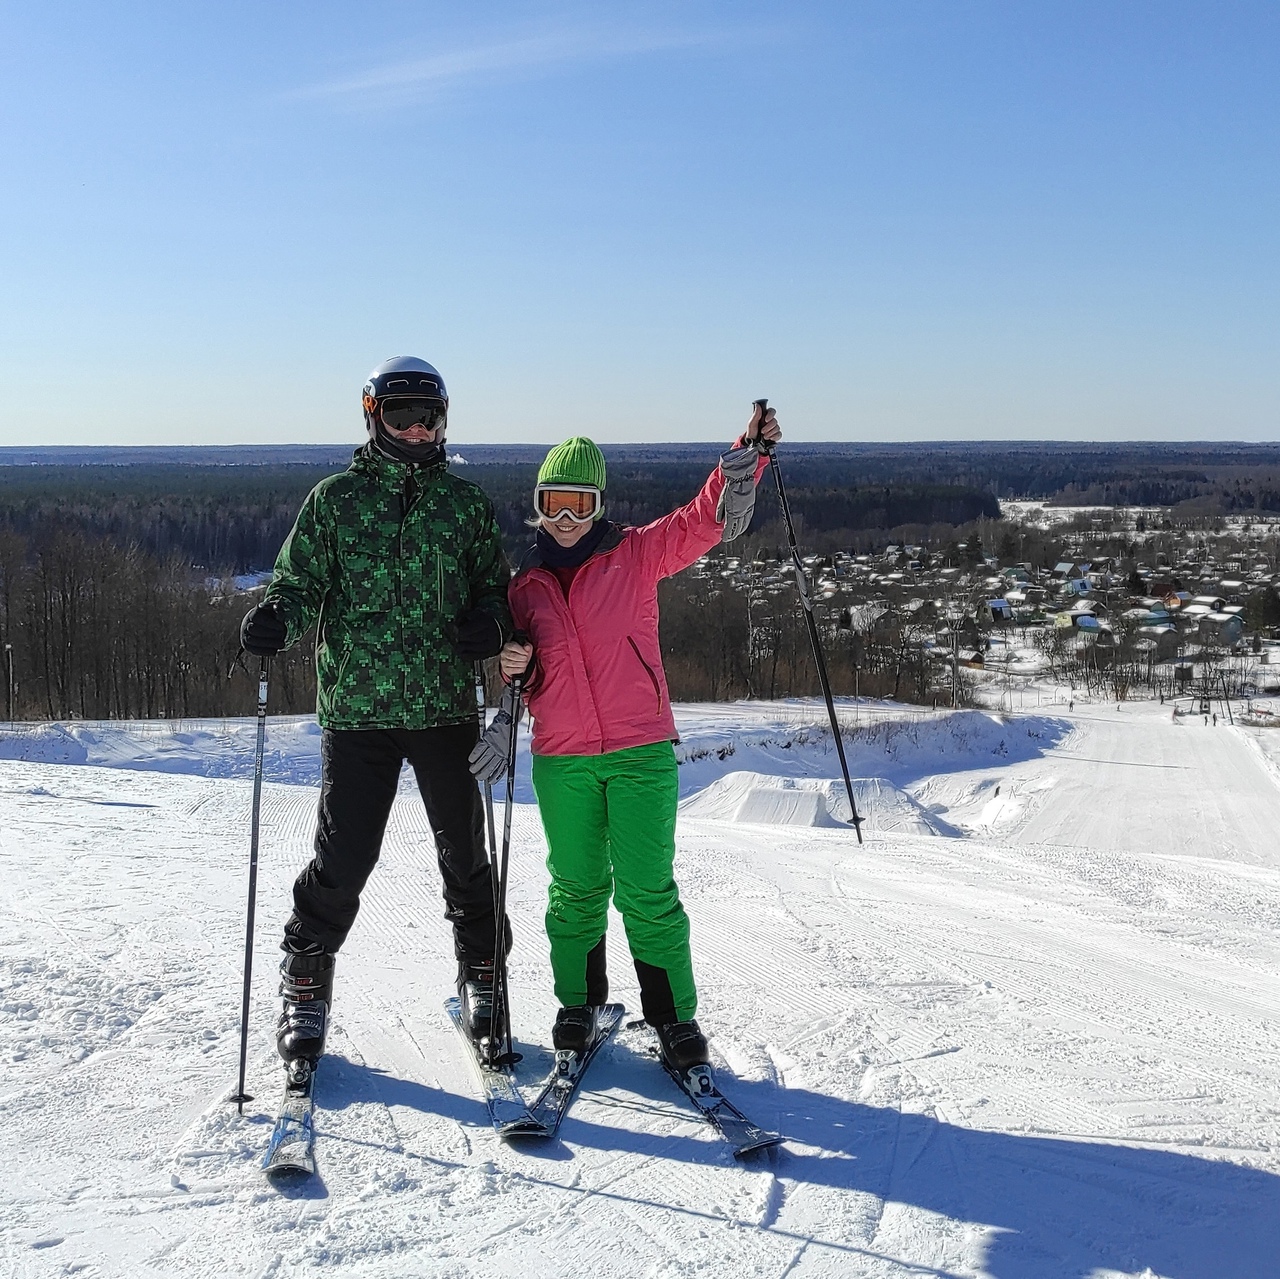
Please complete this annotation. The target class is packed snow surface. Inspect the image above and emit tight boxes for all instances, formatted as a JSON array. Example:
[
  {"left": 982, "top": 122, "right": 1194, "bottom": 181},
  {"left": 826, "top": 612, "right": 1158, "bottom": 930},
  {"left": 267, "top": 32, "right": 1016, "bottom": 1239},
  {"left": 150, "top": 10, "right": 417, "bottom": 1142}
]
[{"left": 3, "top": 695, "right": 1279, "bottom": 1277}]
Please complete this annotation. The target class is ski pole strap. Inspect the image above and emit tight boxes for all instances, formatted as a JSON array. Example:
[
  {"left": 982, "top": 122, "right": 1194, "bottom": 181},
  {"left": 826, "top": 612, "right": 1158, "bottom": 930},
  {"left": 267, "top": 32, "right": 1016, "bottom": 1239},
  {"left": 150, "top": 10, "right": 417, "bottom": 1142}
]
[{"left": 227, "top": 645, "right": 251, "bottom": 681}]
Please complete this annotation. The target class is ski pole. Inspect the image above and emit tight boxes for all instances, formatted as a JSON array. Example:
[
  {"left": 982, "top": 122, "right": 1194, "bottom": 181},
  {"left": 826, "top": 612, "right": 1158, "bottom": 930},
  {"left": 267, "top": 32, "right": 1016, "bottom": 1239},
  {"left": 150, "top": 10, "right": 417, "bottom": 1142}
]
[
  {"left": 488, "top": 671, "right": 524, "bottom": 1062},
  {"left": 755, "top": 399, "right": 864, "bottom": 843},
  {"left": 475, "top": 663, "right": 504, "bottom": 1057},
  {"left": 232, "top": 656, "right": 271, "bottom": 1113},
  {"left": 474, "top": 663, "right": 499, "bottom": 909}
]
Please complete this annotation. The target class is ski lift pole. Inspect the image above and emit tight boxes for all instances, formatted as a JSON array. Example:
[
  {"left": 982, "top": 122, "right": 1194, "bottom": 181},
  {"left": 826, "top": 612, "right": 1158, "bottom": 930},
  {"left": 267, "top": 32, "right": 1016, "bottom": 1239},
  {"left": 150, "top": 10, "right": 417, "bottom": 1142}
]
[
  {"left": 231, "top": 656, "right": 270, "bottom": 1113},
  {"left": 755, "top": 399, "right": 864, "bottom": 843}
]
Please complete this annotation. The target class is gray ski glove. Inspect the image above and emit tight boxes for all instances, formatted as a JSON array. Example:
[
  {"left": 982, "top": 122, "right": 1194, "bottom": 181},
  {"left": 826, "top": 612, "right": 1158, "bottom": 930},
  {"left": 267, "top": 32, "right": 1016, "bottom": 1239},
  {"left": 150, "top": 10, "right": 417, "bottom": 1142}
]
[
  {"left": 716, "top": 444, "right": 759, "bottom": 542},
  {"left": 468, "top": 682, "right": 522, "bottom": 785}
]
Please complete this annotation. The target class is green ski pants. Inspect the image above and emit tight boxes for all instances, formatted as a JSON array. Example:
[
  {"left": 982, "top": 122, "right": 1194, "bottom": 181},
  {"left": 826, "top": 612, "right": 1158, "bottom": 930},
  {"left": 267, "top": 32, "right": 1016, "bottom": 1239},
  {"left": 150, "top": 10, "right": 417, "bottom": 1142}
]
[{"left": 531, "top": 741, "right": 697, "bottom": 1024}]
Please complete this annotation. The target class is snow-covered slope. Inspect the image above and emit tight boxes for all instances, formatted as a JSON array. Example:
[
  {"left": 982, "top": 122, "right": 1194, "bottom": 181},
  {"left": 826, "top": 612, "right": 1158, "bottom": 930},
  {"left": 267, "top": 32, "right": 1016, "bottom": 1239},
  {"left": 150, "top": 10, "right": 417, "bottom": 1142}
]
[
  {"left": 678, "top": 771, "right": 957, "bottom": 836},
  {"left": 2, "top": 697, "right": 1278, "bottom": 1278}
]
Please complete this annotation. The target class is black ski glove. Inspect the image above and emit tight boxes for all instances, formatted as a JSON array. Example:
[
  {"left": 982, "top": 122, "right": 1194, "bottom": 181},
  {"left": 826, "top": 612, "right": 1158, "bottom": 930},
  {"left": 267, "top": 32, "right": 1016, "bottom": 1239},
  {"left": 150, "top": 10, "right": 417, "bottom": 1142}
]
[
  {"left": 454, "top": 610, "right": 505, "bottom": 660},
  {"left": 240, "top": 600, "right": 287, "bottom": 657},
  {"left": 468, "top": 682, "right": 521, "bottom": 785}
]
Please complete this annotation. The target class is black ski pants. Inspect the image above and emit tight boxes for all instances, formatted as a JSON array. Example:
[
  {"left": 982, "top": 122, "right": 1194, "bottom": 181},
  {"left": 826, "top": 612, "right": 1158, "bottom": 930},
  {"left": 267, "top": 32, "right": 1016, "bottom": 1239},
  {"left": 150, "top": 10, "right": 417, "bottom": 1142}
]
[{"left": 283, "top": 722, "right": 500, "bottom": 962}]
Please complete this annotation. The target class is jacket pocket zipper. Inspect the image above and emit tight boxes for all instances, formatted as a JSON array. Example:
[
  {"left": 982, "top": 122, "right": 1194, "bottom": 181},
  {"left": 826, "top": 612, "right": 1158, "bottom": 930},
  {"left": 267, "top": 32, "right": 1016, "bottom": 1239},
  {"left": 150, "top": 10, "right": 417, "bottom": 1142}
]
[{"left": 627, "top": 637, "right": 663, "bottom": 714}]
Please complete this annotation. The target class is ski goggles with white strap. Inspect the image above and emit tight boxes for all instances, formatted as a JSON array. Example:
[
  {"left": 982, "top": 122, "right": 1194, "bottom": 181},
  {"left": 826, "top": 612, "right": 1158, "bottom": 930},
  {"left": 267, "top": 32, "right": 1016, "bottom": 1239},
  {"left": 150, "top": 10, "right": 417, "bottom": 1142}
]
[{"left": 534, "top": 484, "right": 602, "bottom": 523}]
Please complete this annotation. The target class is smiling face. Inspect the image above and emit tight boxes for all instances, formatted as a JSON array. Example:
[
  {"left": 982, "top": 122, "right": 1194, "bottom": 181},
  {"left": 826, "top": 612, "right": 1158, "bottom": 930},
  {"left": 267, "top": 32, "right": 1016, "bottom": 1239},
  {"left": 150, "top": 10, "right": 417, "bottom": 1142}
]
[
  {"left": 364, "top": 394, "right": 446, "bottom": 447},
  {"left": 540, "top": 513, "right": 595, "bottom": 547},
  {"left": 384, "top": 418, "right": 443, "bottom": 445}
]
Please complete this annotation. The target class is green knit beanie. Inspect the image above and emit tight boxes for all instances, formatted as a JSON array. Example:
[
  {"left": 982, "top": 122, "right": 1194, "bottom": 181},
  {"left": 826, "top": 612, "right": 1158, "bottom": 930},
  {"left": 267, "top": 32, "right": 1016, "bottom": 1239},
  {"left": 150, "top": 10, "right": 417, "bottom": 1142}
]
[{"left": 537, "top": 437, "right": 607, "bottom": 491}]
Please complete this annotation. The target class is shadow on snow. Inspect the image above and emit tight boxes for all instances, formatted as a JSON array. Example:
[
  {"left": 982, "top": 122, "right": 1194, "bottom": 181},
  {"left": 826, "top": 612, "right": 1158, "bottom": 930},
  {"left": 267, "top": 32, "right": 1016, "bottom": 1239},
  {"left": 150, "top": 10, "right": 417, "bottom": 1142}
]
[{"left": 319, "top": 1045, "right": 1279, "bottom": 1279}]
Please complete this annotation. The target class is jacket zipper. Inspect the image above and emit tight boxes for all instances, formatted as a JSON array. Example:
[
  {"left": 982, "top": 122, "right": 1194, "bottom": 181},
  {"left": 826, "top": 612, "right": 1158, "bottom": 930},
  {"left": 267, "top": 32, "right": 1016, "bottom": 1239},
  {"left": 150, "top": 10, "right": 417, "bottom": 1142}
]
[
  {"left": 627, "top": 636, "right": 663, "bottom": 714},
  {"left": 396, "top": 473, "right": 414, "bottom": 608},
  {"left": 437, "top": 547, "right": 443, "bottom": 613}
]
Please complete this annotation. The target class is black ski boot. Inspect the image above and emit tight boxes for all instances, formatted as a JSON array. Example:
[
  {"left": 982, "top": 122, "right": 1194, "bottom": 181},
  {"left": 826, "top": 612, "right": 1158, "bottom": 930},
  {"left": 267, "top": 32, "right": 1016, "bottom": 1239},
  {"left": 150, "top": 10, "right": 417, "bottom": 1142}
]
[
  {"left": 458, "top": 958, "right": 508, "bottom": 1061},
  {"left": 277, "top": 940, "right": 334, "bottom": 1087},
  {"left": 552, "top": 1005, "right": 597, "bottom": 1056},
  {"left": 656, "top": 1019, "right": 709, "bottom": 1075}
]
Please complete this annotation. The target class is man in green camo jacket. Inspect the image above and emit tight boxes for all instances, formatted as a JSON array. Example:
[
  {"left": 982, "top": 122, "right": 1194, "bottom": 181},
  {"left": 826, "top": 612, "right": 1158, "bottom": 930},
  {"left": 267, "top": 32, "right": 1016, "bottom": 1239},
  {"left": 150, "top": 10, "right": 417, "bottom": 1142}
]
[{"left": 239, "top": 356, "right": 514, "bottom": 1077}]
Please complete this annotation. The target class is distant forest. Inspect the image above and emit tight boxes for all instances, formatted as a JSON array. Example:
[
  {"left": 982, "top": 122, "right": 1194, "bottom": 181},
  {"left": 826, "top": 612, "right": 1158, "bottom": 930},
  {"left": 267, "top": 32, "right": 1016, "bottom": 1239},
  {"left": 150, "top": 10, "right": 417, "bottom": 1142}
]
[
  {"left": 0, "top": 451, "right": 1000, "bottom": 574},
  {"left": 0, "top": 440, "right": 1278, "bottom": 720},
  {"left": 5, "top": 439, "right": 1280, "bottom": 576}
]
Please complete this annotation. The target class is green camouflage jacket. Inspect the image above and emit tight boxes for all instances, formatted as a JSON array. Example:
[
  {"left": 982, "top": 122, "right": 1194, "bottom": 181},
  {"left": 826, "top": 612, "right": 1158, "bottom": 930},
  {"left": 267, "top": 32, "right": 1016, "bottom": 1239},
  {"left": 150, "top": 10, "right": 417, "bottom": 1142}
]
[{"left": 264, "top": 445, "right": 512, "bottom": 731}]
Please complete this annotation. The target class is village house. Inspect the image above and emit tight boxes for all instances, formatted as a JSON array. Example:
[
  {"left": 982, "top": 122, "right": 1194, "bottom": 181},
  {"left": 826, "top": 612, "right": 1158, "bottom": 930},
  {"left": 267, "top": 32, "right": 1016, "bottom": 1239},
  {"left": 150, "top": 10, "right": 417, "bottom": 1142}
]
[{"left": 1199, "top": 612, "right": 1245, "bottom": 647}]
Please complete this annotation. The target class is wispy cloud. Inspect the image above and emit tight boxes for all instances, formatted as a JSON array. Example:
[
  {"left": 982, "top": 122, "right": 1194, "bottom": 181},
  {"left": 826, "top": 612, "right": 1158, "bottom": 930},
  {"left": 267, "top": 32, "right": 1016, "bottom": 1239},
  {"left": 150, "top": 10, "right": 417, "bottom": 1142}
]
[{"left": 288, "top": 24, "right": 761, "bottom": 106}]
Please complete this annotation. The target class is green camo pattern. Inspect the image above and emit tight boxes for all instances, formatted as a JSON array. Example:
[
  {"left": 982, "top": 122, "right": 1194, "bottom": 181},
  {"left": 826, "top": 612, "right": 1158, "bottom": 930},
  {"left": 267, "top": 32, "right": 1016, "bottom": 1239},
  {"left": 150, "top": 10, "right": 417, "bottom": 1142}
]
[{"left": 264, "top": 445, "right": 512, "bottom": 730}]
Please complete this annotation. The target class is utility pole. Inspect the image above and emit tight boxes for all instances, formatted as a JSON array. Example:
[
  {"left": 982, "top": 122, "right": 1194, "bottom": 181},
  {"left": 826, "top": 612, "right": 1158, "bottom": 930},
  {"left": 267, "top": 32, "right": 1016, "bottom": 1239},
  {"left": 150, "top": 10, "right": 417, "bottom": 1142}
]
[
  {"left": 4, "top": 643, "right": 12, "bottom": 723},
  {"left": 951, "top": 622, "right": 959, "bottom": 709}
]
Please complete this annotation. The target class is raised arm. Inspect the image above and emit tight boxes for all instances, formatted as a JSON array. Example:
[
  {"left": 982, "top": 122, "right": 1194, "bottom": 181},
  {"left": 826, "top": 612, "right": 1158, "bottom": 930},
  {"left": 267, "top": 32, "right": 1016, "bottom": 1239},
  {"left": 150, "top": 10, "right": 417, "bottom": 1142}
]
[{"left": 631, "top": 404, "right": 778, "bottom": 581}]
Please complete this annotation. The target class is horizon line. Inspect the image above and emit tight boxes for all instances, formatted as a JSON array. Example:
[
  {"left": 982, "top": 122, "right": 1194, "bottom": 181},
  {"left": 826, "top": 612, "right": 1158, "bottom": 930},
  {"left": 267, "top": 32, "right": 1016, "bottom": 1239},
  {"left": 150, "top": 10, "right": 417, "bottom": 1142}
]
[{"left": 1, "top": 439, "right": 1278, "bottom": 453}]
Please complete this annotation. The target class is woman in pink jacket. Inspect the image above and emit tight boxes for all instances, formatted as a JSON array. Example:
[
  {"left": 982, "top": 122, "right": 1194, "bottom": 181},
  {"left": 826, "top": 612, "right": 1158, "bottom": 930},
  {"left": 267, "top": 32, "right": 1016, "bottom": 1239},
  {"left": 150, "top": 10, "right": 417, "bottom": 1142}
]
[{"left": 497, "top": 405, "right": 781, "bottom": 1075}]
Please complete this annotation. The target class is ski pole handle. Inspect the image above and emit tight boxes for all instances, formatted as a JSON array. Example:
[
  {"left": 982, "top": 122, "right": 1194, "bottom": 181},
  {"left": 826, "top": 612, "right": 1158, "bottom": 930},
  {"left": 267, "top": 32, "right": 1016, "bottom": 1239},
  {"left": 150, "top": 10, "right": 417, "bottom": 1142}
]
[
  {"left": 753, "top": 398, "right": 774, "bottom": 454},
  {"left": 510, "top": 628, "right": 536, "bottom": 686}
]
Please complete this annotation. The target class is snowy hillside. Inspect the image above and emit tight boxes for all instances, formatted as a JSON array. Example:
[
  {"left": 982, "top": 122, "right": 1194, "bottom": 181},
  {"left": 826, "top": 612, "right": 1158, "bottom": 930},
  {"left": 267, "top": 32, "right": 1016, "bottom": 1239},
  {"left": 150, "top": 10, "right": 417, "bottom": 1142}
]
[{"left": 3, "top": 696, "right": 1279, "bottom": 1278}]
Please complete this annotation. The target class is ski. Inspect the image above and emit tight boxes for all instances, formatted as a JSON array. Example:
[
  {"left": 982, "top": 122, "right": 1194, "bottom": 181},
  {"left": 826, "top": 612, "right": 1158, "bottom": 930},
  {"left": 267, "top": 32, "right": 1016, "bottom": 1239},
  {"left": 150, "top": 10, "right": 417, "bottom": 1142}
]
[
  {"left": 524, "top": 1003, "right": 626, "bottom": 1138},
  {"left": 444, "top": 996, "right": 548, "bottom": 1138},
  {"left": 661, "top": 1060, "right": 783, "bottom": 1159},
  {"left": 262, "top": 1066, "right": 317, "bottom": 1177}
]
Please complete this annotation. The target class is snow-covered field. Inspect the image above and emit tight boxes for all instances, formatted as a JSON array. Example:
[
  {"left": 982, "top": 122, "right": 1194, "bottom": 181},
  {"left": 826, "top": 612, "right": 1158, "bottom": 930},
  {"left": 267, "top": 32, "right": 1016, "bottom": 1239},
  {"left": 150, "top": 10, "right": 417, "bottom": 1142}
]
[{"left": 3, "top": 696, "right": 1279, "bottom": 1278}]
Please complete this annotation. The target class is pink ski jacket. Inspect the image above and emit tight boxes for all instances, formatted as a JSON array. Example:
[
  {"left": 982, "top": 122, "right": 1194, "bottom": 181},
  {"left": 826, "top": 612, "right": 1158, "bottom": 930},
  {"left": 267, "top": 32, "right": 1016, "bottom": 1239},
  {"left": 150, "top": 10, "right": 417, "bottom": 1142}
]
[{"left": 509, "top": 451, "right": 768, "bottom": 757}]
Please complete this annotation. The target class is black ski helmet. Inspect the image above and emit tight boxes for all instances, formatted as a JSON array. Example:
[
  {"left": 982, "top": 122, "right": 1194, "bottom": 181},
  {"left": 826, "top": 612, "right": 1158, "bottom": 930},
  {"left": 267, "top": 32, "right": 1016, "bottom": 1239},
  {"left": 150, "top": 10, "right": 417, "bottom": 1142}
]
[{"left": 362, "top": 356, "right": 449, "bottom": 465}]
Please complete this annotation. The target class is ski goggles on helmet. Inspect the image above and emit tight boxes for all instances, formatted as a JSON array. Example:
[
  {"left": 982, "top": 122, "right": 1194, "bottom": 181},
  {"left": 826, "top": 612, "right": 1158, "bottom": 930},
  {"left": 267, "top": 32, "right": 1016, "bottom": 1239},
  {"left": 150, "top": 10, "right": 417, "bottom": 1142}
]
[
  {"left": 375, "top": 396, "right": 447, "bottom": 434},
  {"left": 534, "top": 483, "right": 602, "bottom": 523}
]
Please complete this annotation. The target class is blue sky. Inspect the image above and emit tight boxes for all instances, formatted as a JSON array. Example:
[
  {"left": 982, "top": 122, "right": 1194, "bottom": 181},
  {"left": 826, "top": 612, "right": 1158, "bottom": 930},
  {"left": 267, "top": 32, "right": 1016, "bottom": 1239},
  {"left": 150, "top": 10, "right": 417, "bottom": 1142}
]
[{"left": 0, "top": 1, "right": 1277, "bottom": 445}]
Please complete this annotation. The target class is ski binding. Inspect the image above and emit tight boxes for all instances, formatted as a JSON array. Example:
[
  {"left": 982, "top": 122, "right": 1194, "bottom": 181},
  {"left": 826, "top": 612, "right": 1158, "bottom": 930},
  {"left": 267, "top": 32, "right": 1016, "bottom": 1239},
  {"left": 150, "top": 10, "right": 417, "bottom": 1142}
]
[
  {"left": 522, "top": 1002, "right": 626, "bottom": 1139},
  {"left": 262, "top": 1063, "right": 317, "bottom": 1177},
  {"left": 662, "top": 1059, "right": 783, "bottom": 1159},
  {"left": 444, "top": 996, "right": 548, "bottom": 1138}
]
